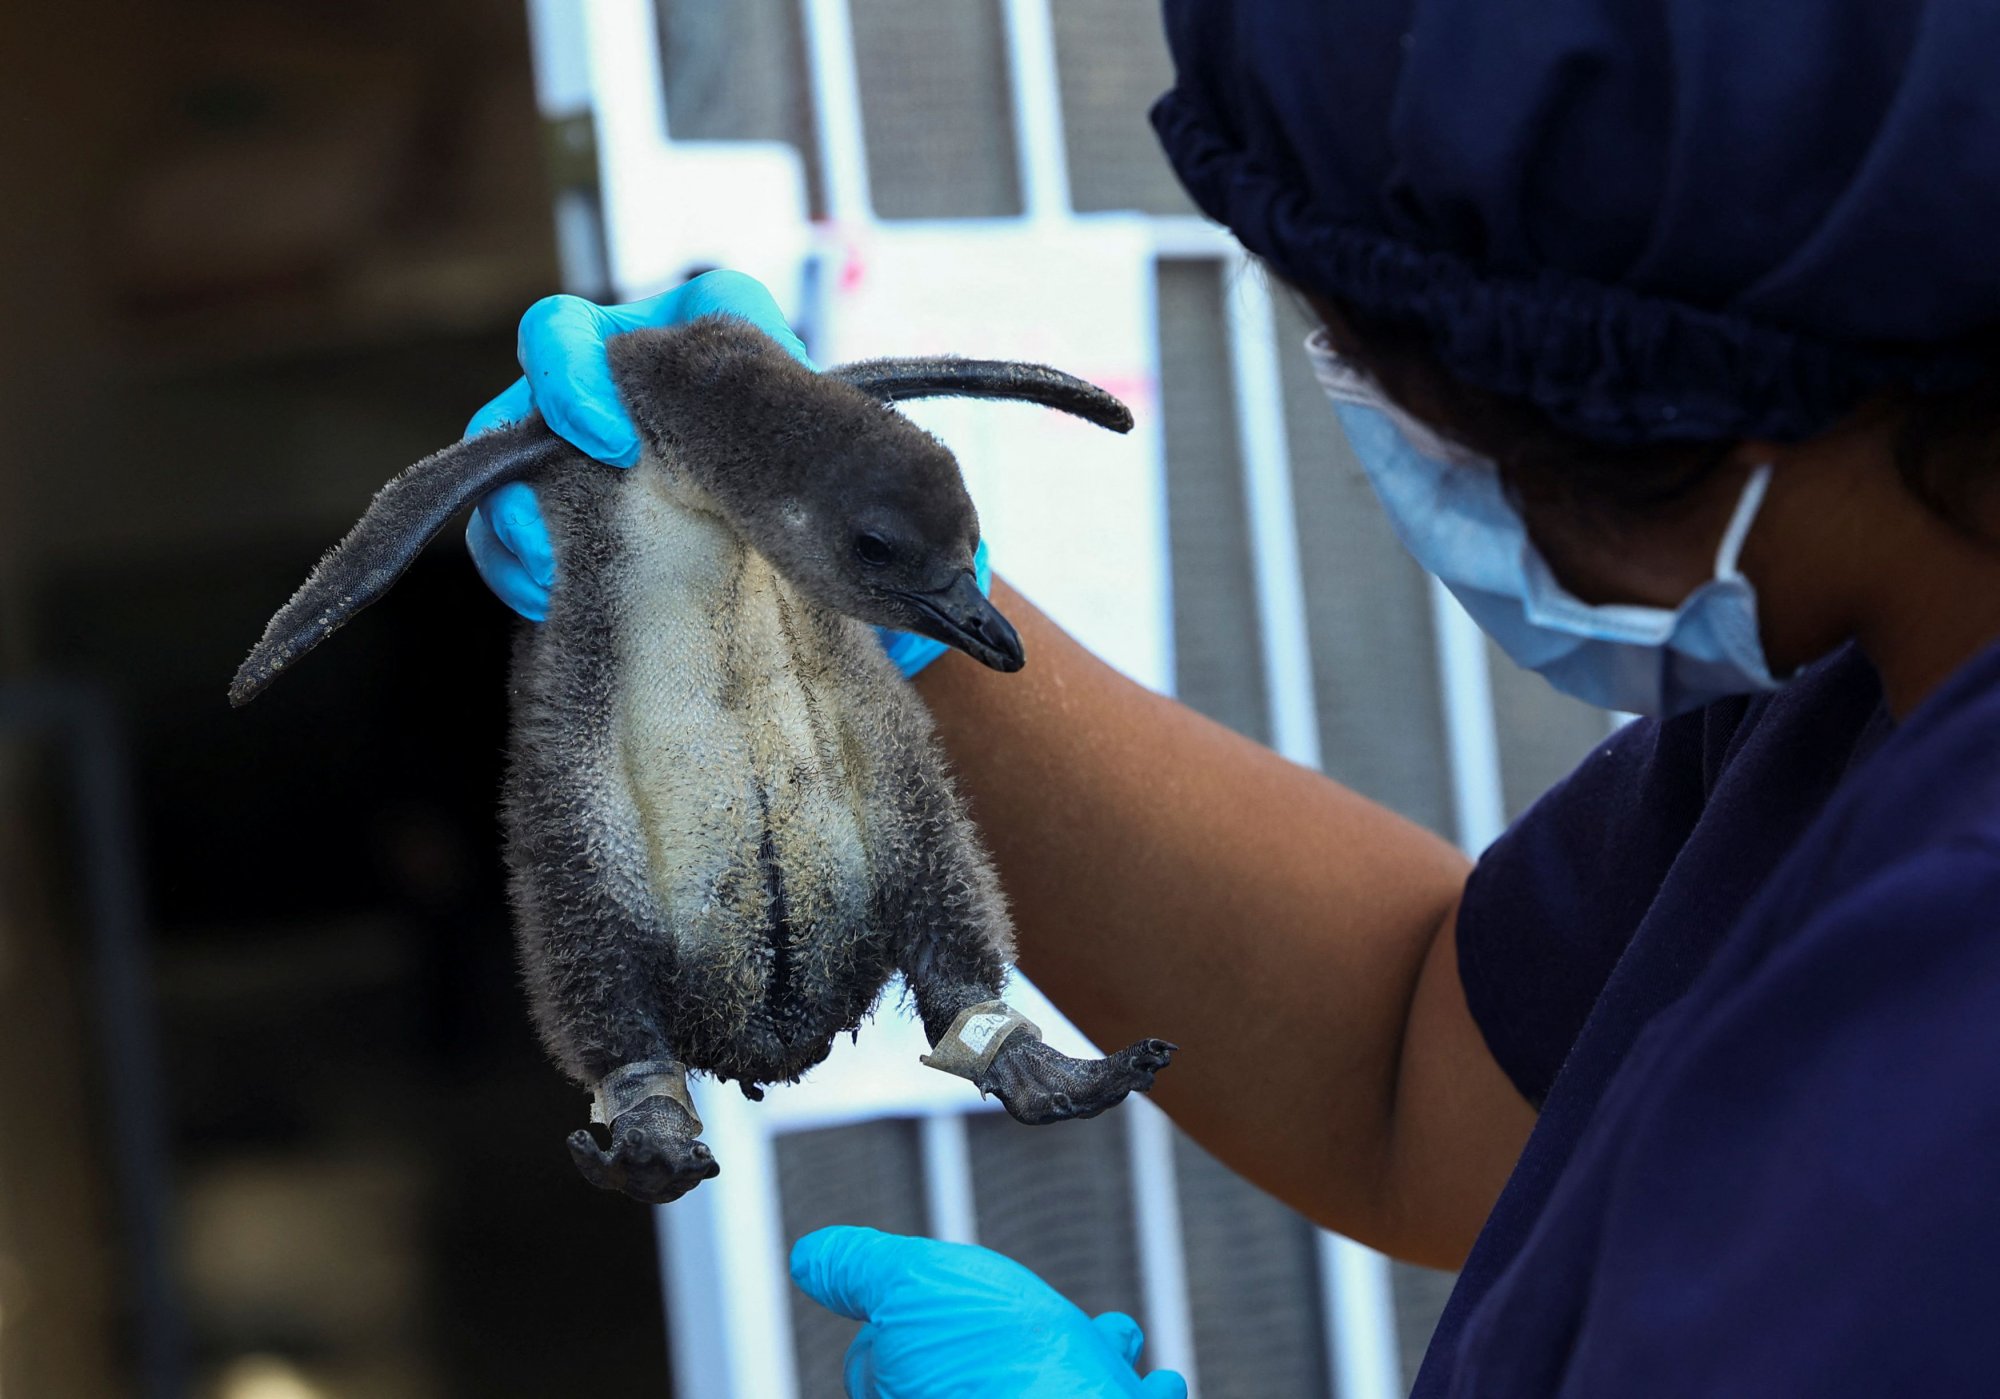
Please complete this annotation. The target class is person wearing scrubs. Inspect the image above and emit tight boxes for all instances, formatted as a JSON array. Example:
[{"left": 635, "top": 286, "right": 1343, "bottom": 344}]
[{"left": 463, "top": 0, "right": 2000, "bottom": 1392}]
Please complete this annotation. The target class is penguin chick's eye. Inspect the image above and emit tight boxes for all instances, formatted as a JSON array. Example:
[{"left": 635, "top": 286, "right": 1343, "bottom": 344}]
[{"left": 854, "top": 532, "right": 895, "bottom": 567}]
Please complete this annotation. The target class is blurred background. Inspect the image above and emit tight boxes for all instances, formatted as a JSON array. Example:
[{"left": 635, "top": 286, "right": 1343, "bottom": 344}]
[{"left": 0, "top": 2, "right": 1615, "bottom": 1396}]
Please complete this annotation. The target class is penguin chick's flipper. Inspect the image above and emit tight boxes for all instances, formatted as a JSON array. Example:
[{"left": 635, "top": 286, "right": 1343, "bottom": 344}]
[
  {"left": 229, "top": 419, "right": 583, "bottom": 706},
  {"left": 567, "top": 1096, "right": 719, "bottom": 1205},
  {"left": 827, "top": 357, "right": 1136, "bottom": 435},
  {"left": 918, "top": 995, "right": 1175, "bottom": 1126}
]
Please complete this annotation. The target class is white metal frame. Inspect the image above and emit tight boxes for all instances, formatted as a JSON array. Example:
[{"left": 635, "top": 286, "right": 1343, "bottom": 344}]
[{"left": 520, "top": 2, "right": 1520, "bottom": 1394}]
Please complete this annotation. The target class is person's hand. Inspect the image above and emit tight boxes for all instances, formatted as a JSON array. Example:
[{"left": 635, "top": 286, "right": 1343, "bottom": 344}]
[
  {"left": 462, "top": 270, "right": 988, "bottom": 675},
  {"left": 789, "top": 1226, "right": 1188, "bottom": 1398},
  {"left": 464, "top": 269, "right": 809, "bottom": 622}
]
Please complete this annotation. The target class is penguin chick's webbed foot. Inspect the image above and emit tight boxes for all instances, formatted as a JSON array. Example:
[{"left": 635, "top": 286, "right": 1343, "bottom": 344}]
[
  {"left": 920, "top": 998, "right": 1176, "bottom": 1125},
  {"left": 568, "top": 1099, "right": 718, "bottom": 1204},
  {"left": 568, "top": 1060, "right": 717, "bottom": 1204},
  {"left": 980, "top": 1034, "right": 1177, "bottom": 1125}
]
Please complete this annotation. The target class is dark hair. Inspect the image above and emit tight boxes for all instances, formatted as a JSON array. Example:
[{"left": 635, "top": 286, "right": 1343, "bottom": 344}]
[{"left": 1310, "top": 292, "right": 2000, "bottom": 543}]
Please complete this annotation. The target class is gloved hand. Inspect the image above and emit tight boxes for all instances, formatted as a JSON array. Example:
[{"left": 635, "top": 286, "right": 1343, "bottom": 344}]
[
  {"left": 790, "top": 1226, "right": 1188, "bottom": 1399},
  {"left": 463, "top": 269, "right": 988, "bottom": 675}
]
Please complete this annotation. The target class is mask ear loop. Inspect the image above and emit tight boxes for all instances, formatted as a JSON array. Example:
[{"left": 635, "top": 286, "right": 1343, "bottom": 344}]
[
  {"left": 1304, "top": 332, "right": 1491, "bottom": 469},
  {"left": 1304, "top": 330, "right": 1379, "bottom": 405},
  {"left": 1713, "top": 464, "right": 1775, "bottom": 581}
]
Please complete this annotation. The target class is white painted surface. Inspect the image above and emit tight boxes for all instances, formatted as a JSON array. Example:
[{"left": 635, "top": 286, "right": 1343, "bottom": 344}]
[
  {"left": 1320, "top": 1230, "right": 1408, "bottom": 1399},
  {"left": 1001, "top": 0, "right": 1072, "bottom": 222},
  {"left": 800, "top": 0, "right": 873, "bottom": 224},
  {"left": 1227, "top": 270, "right": 1404, "bottom": 1399},
  {"left": 1429, "top": 582, "right": 1509, "bottom": 854},
  {"left": 581, "top": 0, "right": 811, "bottom": 305},
  {"left": 918, "top": 1114, "right": 980, "bottom": 1247},
  {"left": 1128, "top": 1099, "right": 1201, "bottom": 1392},
  {"left": 1225, "top": 267, "right": 1324, "bottom": 771},
  {"left": 822, "top": 220, "right": 1170, "bottom": 694}
]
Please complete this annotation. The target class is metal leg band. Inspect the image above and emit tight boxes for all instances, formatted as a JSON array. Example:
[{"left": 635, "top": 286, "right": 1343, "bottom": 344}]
[
  {"left": 590, "top": 1060, "right": 700, "bottom": 1131},
  {"left": 920, "top": 1000, "right": 1040, "bottom": 1082}
]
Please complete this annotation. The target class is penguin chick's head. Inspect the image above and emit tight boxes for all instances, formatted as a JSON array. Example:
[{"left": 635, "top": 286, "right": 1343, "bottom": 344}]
[{"left": 608, "top": 315, "right": 1024, "bottom": 671}]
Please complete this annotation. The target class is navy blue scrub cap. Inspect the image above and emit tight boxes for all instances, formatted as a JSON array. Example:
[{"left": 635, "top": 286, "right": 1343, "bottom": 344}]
[{"left": 1152, "top": 0, "right": 2000, "bottom": 445}]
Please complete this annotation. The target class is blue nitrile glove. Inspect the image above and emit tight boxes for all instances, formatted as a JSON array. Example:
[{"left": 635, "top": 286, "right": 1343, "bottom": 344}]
[
  {"left": 790, "top": 1226, "right": 1189, "bottom": 1399},
  {"left": 463, "top": 270, "right": 989, "bottom": 674}
]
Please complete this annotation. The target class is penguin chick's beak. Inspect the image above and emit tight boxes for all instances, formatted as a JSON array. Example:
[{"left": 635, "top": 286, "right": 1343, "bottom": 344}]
[{"left": 892, "top": 571, "right": 1025, "bottom": 672}]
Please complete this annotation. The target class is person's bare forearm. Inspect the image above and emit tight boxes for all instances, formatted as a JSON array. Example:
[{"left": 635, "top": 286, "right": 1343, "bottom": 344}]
[{"left": 916, "top": 581, "right": 1501, "bottom": 1253}]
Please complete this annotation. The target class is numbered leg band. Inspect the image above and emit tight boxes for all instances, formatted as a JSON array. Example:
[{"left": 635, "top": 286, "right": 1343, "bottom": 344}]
[
  {"left": 591, "top": 1060, "right": 701, "bottom": 1131},
  {"left": 920, "top": 1001, "right": 1040, "bottom": 1082}
]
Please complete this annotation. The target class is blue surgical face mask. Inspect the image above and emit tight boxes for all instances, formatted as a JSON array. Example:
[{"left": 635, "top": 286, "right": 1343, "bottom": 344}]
[{"left": 1306, "top": 332, "right": 1784, "bottom": 718}]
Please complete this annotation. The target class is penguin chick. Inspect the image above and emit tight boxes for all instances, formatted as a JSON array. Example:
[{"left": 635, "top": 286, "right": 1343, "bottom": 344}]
[
  {"left": 607, "top": 319, "right": 1025, "bottom": 669},
  {"left": 232, "top": 315, "right": 1175, "bottom": 1204}
]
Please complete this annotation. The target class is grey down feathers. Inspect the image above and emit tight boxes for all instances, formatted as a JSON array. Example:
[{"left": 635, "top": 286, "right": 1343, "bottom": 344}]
[{"left": 232, "top": 315, "right": 1175, "bottom": 1203}]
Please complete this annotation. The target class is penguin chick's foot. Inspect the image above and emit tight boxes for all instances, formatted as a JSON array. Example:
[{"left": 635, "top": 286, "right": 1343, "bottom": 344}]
[
  {"left": 979, "top": 1034, "right": 1177, "bottom": 1126},
  {"left": 567, "top": 1096, "right": 718, "bottom": 1204}
]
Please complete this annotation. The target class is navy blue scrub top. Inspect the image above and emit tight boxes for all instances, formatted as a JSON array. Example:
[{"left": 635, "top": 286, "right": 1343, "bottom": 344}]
[{"left": 1418, "top": 639, "right": 2000, "bottom": 1395}]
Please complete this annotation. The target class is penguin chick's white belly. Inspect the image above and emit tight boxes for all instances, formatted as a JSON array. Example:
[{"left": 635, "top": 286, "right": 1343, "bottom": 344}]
[{"left": 610, "top": 478, "right": 877, "bottom": 992}]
